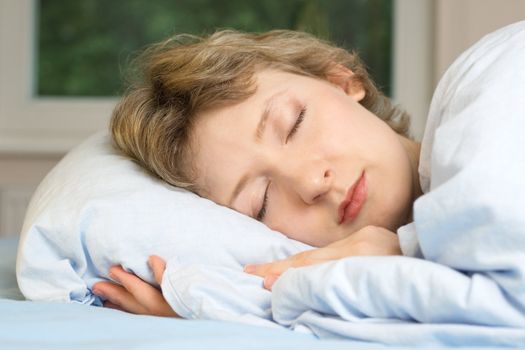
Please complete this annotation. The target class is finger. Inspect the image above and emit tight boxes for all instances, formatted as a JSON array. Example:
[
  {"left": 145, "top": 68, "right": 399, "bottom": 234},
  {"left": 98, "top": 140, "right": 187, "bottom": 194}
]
[
  {"left": 244, "top": 263, "right": 272, "bottom": 277},
  {"left": 244, "top": 260, "right": 292, "bottom": 278},
  {"left": 93, "top": 280, "right": 120, "bottom": 296},
  {"left": 93, "top": 281, "right": 148, "bottom": 315},
  {"left": 148, "top": 255, "right": 166, "bottom": 285},
  {"left": 109, "top": 265, "right": 159, "bottom": 299},
  {"left": 92, "top": 281, "right": 107, "bottom": 292},
  {"left": 263, "top": 274, "right": 280, "bottom": 291},
  {"left": 108, "top": 265, "right": 173, "bottom": 315},
  {"left": 103, "top": 300, "right": 125, "bottom": 312}
]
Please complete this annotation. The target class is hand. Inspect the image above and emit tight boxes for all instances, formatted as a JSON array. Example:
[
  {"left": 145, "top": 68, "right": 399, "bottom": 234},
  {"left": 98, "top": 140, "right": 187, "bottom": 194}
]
[
  {"left": 244, "top": 225, "right": 401, "bottom": 290},
  {"left": 92, "top": 255, "right": 179, "bottom": 317}
]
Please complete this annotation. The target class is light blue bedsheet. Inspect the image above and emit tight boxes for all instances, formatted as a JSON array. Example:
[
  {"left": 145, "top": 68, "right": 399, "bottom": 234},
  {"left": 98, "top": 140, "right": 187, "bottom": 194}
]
[{"left": 0, "top": 299, "right": 345, "bottom": 350}]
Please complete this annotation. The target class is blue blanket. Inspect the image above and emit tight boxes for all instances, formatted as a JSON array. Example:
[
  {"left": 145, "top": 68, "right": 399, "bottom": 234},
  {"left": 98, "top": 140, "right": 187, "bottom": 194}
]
[{"left": 270, "top": 257, "right": 525, "bottom": 345}]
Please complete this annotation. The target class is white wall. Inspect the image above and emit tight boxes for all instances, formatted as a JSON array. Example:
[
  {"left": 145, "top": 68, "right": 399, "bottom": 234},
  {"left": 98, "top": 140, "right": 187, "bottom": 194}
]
[
  {"left": 393, "top": 0, "right": 434, "bottom": 141},
  {"left": 396, "top": 0, "right": 525, "bottom": 141},
  {"left": 434, "top": 0, "right": 525, "bottom": 83},
  {"left": 0, "top": 156, "right": 61, "bottom": 237}
]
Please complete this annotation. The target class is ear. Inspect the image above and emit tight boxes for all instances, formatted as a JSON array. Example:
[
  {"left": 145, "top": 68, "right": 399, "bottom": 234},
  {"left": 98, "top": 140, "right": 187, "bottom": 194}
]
[{"left": 326, "top": 64, "right": 366, "bottom": 102}]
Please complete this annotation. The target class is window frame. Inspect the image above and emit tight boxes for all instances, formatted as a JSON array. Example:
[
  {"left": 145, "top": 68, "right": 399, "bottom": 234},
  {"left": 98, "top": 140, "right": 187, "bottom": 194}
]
[
  {"left": 0, "top": 0, "right": 433, "bottom": 154},
  {"left": 393, "top": 0, "right": 434, "bottom": 141},
  {"left": 0, "top": 0, "right": 116, "bottom": 154}
]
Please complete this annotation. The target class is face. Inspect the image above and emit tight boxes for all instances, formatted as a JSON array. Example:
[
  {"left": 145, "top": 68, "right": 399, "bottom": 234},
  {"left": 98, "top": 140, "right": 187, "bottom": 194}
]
[{"left": 191, "top": 69, "right": 417, "bottom": 247}]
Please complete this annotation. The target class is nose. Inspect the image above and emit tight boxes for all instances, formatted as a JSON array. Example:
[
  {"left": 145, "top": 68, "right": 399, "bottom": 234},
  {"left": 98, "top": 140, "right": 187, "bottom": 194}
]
[{"left": 281, "top": 160, "right": 333, "bottom": 205}]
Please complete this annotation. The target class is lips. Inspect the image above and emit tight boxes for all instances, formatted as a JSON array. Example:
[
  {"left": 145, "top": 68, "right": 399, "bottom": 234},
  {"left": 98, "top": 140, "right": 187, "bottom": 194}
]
[{"left": 338, "top": 171, "right": 367, "bottom": 224}]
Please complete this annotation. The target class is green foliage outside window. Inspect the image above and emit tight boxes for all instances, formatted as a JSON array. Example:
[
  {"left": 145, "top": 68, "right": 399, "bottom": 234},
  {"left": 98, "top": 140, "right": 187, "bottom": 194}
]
[{"left": 37, "top": 0, "right": 392, "bottom": 97}]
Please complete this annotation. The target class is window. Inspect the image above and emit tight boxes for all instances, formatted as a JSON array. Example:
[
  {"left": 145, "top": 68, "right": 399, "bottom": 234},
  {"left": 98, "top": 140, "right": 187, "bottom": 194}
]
[
  {"left": 0, "top": 0, "right": 433, "bottom": 154},
  {"left": 37, "top": 0, "right": 393, "bottom": 97}
]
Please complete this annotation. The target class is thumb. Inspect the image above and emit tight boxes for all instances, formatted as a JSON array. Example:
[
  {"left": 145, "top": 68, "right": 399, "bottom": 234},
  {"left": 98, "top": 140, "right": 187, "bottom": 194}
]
[{"left": 148, "top": 255, "right": 167, "bottom": 285}]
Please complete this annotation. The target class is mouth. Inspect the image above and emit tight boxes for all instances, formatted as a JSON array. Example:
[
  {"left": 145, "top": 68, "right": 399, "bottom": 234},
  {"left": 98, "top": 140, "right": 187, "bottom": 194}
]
[{"left": 338, "top": 171, "right": 367, "bottom": 225}]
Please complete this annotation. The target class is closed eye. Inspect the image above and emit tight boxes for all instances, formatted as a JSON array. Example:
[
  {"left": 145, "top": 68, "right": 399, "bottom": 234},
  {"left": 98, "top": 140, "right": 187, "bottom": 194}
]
[
  {"left": 256, "top": 182, "right": 270, "bottom": 221},
  {"left": 286, "top": 106, "right": 306, "bottom": 143},
  {"left": 256, "top": 106, "right": 305, "bottom": 221}
]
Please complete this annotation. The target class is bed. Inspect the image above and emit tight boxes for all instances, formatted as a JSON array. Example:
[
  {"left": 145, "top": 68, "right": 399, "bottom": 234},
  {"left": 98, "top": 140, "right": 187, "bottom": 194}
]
[
  {"left": 0, "top": 236, "right": 435, "bottom": 350},
  {"left": 5, "top": 22, "right": 525, "bottom": 350},
  {"left": 9, "top": 129, "right": 525, "bottom": 348}
]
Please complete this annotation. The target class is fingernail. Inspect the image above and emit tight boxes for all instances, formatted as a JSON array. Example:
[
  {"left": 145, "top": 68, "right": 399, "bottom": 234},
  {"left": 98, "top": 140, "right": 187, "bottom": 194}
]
[
  {"left": 92, "top": 288, "right": 105, "bottom": 298},
  {"left": 108, "top": 271, "right": 119, "bottom": 282},
  {"left": 264, "top": 275, "right": 278, "bottom": 290},
  {"left": 244, "top": 264, "right": 256, "bottom": 273}
]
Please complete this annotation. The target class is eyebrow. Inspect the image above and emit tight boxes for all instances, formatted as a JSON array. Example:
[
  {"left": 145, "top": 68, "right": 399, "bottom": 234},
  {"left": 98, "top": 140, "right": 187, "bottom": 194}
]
[{"left": 228, "top": 89, "right": 287, "bottom": 207}]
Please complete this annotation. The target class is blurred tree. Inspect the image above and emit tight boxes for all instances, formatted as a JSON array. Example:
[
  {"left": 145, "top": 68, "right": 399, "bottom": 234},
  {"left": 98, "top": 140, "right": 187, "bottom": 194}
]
[{"left": 37, "top": 0, "right": 392, "bottom": 97}]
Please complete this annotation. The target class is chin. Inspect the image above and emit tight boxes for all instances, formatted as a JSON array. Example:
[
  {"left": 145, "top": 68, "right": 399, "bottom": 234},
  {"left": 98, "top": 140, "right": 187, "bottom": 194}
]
[{"left": 368, "top": 203, "right": 408, "bottom": 232}]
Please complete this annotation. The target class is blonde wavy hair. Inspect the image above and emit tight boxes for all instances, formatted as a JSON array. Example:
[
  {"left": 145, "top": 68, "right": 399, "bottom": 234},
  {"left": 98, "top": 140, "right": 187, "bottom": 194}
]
[{"left": 111, "top": 29, "right": 410, "bottom": 192}]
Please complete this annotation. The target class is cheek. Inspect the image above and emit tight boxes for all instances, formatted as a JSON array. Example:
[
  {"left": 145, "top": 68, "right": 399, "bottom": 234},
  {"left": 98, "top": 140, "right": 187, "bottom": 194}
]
[
  {"left": 367, "top": 145, "right": 414, "bottom": 228},
  {"left": 314, "top": 107, "right": 366, "bottom": 152},
  {"left": 267, "top": 202, "right": 329, "bottom": 245}
]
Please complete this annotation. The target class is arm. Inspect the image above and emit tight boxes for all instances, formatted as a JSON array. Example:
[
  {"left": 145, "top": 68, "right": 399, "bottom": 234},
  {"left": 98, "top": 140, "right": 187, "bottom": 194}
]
[
  {"left": 245, "top": 225, "right": 401, "bottom": 289},
  {"left": 92, "top": 255, "right": 179, "bottom": 317},
  {"left": 246, "top": 223, "right": 525, "bottom": 328}
]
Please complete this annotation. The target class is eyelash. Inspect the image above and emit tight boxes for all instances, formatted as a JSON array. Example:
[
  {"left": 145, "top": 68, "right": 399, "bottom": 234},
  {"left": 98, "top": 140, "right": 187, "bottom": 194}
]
[
  {"left": 257, "top": 106, "right": 306, "bottom": 221},
  {"left": 286, "top": 106, "right": 306, "bottom": 143},
  {"left": 256, "top": 183, "right": 269, "bottom": 221}
]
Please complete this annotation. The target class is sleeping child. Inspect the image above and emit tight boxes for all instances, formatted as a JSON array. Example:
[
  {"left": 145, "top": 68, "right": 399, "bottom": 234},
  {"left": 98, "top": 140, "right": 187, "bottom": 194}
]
[{"left": 18, "top": 22, "right": 525, "bottom": 346}]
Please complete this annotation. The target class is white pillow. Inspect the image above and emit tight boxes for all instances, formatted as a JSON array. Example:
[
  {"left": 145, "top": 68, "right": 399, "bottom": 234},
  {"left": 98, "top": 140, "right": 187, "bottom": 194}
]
[{"left": 16, "top": 132, "right": 310, "bottom": 320}]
